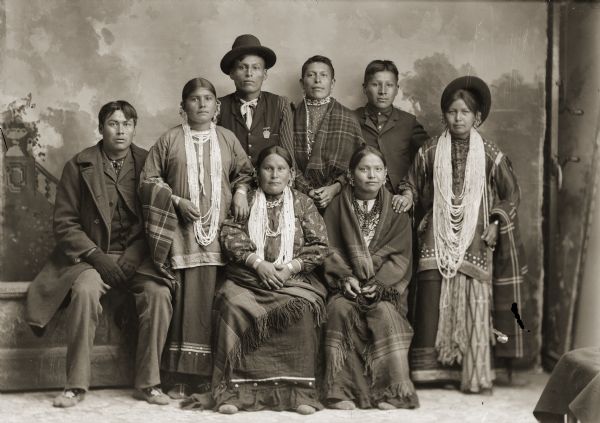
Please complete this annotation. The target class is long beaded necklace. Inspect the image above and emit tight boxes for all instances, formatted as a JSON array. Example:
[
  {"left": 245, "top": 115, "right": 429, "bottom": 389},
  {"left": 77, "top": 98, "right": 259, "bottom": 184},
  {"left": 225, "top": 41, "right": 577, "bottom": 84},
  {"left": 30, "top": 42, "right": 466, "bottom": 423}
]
[
  {"left": 265, "top": 209, "right": 283, "bottom": 238},
  {"left": 248, "top": 187, "right": 295, "bottom": 264},
  {"left": 432, "top": 128, "right": 488, "bottom": 279},
  {"left": 183, "top": 122, "right": 222, "bottom": 246},
  {"left": 304, "top": 95, "right": 331, "bottom": 158}
]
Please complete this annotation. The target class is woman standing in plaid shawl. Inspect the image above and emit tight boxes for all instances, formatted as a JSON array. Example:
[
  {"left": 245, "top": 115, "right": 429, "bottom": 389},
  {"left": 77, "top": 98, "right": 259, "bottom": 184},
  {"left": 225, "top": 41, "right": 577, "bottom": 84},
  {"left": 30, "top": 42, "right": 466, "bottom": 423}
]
[
  {"left": 403, "top": 76, "right": 527, "bottom": 394},
  {"left": 322, "top": 145, "right": 419, "bottom": 410},
  {"left": 293, "top": 55, "right": 364, "bottom": 210},
  {"left": 139, "top": 77, "right": 253, "bottom": 398},
  {"left": 205, "top": 146, "right": 329, "bottom": 415}
]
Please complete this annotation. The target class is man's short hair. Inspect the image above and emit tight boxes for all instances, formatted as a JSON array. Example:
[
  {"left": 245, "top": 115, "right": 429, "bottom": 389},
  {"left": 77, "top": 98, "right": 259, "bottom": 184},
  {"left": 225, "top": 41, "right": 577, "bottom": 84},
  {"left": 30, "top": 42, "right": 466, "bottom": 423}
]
[
  {"left": 98, "top": 100, "right": 138, "bottom": 130},
  {"left": 363, "top": 60, "right": 399, "bottom": 85},
  {"left": 301, "top": 55, "right": 335, "bottom": 79}
]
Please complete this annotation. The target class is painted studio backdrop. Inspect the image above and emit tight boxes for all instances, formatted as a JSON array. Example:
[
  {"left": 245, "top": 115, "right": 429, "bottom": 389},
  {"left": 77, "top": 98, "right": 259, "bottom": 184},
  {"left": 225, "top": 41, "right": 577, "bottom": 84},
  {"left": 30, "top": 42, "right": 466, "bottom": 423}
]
[{"left": 0, "top": 1, "right": 545, "bottom": 361}]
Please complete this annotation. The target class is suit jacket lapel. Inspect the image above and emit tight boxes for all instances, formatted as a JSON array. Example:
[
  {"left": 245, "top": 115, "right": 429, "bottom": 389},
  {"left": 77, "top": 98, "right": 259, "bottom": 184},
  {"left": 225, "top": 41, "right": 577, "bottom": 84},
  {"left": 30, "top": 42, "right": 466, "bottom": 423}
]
[
  {"left": 379, "top": 108, "right": 399, "bottom": 137},
  {"left": 360, "top": 108, "right": 379, "bottom": 134}
]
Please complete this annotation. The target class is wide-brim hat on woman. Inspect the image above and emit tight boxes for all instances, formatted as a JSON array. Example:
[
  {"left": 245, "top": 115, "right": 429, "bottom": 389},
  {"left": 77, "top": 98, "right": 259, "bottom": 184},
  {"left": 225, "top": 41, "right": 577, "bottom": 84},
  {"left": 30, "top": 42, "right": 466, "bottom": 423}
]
[
  {"left": 441, "top": 75, "right": 492, "bottom": 123},
  {"left": 220, "top": 34, "right": 277, "bottom": 74}
]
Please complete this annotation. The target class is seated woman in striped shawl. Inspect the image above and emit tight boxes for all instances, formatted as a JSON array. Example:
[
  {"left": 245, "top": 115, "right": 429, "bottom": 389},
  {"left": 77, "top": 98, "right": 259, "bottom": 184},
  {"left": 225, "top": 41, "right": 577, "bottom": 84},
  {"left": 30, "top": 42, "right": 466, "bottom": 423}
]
[
  {"left": 209, "top": 146, "right": 329, "bottom": 415},
  {"left": 322, "top": 145, "right": 419, "bottom": 410}
]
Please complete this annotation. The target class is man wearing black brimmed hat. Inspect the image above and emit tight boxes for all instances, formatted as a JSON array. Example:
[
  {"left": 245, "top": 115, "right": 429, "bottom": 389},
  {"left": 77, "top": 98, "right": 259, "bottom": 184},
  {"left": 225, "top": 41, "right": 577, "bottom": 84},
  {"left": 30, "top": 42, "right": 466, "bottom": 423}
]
[{"left": 218, "top": 34, "right": 295, "bottom": 168}]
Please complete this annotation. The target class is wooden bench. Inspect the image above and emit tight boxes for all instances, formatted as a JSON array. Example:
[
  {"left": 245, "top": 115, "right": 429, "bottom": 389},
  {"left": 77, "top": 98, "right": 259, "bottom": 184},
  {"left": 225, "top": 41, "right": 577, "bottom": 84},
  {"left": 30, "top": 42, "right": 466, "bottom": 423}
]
[{"left": 0, "top": 282, "right": 134, "bottom": 392}]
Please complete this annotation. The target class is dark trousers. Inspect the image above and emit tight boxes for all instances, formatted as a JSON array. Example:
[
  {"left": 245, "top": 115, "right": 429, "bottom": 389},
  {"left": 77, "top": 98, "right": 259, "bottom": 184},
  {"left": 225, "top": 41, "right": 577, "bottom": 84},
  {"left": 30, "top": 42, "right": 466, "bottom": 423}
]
[{"left": 65, "top": 259, "right": 172, "bottom": 390}]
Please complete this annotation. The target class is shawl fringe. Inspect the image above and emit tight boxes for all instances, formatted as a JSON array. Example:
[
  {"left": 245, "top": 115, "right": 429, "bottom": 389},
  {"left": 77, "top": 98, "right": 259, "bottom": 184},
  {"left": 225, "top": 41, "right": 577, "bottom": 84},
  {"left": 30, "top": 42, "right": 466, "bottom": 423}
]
[
  {"left": 322, "top": 304, "right": 362, "bottom": 394},
  {"left": 225, "top": 297, "right": 325, "bottom": 381}
]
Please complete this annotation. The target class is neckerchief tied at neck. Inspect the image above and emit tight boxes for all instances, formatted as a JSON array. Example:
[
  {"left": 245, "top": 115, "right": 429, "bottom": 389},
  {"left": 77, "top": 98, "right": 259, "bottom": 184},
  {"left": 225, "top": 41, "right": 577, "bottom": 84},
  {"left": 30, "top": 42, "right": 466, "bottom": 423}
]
[{"left": 240, "top": 98, "right": 258, "bottom": 129}]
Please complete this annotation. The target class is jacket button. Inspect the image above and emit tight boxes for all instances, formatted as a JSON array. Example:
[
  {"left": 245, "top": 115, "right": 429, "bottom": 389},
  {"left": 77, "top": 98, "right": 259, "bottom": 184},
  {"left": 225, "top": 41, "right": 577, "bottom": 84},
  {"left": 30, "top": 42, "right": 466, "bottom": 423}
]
[{"left": 94, "top": 219, "right": 100, "bottom": 224}]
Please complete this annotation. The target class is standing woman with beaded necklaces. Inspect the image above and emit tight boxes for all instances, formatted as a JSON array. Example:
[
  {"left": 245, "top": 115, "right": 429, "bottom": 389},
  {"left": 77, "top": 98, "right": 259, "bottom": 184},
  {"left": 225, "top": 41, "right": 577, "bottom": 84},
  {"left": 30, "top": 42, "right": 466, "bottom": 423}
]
[
  {"left": 140, "top": 77, "right": 254, "bottom": 399},
  {"left": 402, "top": 76, "right": 527, "bottom": 394}
]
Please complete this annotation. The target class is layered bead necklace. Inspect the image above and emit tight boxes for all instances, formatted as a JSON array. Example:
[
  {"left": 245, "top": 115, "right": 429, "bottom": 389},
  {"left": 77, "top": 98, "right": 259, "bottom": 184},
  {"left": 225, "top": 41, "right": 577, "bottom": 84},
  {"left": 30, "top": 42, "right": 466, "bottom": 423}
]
[
  {"left": 304, "top": 95, "right": 331, "bottom": 158},
  {"left": 183, "top": 121, "right": 222, "bottom": 246},
  {"left": 248, "top": 187, "right": 295, "bottom": 264},
  {"left": 265, "top": 196, "right": 284, "bottom": 237},
  {"left": 432, "top": 128, "right": 488, "bottom": 279}
]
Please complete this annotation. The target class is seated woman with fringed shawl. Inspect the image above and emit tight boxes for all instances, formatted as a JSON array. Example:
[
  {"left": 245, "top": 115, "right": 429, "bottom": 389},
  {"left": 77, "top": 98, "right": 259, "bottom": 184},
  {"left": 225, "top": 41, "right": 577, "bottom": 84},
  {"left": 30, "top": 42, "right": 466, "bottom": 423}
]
[
  {"left": 205, "top": 146, "right": 328, "bottom": 415},
  {"left": 403, "top": 76, "right": 527, "bottom": 394},
  {"left": 322, "top": 145, "right": 419, "bottom": 410}
]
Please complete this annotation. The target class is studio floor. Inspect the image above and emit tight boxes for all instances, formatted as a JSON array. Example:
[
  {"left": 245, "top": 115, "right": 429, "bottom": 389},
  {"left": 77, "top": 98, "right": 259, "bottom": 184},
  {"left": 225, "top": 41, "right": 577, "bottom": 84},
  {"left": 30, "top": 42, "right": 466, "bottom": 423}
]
[{"left": 0, "top": 370, "right": 548, "bottom": 423}]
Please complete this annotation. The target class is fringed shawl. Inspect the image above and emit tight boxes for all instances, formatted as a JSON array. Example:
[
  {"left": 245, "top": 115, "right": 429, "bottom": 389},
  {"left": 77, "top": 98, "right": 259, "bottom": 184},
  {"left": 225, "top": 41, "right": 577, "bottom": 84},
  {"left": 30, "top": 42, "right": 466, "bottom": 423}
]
[
  {"left": 321, "top": 185, "right": 417, "bottom": 404},
  {"left": 323, "top": 185, "right": 412, "bottom": 294}
]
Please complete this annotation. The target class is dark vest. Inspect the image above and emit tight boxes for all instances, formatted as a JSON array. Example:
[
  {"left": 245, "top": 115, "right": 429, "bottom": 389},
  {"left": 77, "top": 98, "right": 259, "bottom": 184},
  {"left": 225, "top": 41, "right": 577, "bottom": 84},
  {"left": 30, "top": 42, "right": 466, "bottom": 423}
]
[
  {"left": 218, "top": 91, "right": 283, "bottom": 166},
  {"left": 102, "top": 153, "right": 139, "bottom": 253}
]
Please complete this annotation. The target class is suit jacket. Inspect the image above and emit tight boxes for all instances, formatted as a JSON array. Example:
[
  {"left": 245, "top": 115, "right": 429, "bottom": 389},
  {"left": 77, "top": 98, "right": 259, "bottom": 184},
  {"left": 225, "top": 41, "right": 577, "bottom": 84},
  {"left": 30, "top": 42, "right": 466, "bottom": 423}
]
[
  {"left": 26, "top": 141, "right": 150, "bottom": 330},
  {"left": 355, "top": 106, "right": 428, "bottom": 194}
]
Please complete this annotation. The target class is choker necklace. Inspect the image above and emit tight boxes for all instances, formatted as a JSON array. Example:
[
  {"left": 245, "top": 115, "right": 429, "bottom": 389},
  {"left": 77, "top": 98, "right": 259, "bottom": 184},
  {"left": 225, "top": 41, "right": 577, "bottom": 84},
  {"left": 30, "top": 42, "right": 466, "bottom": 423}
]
[
  {"left": 304, "top": 96, "right": 332, "bottom": 158},
  {"left": 352, "top": 196, "right": 382, "bottom": 239},
  {"left": 266, "top": 196, "right": 284, "bottom": 209},
  {"left": 305, "top": 96, "right": 331, "bottom": 107}
]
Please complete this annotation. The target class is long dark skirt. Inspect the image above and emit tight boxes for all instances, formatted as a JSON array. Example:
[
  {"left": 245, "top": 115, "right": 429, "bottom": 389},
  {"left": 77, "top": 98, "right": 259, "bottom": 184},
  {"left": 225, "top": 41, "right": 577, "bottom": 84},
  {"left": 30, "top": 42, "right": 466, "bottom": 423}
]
[{"left": 162, "top": 265, "right": 217, "bottom": 377}]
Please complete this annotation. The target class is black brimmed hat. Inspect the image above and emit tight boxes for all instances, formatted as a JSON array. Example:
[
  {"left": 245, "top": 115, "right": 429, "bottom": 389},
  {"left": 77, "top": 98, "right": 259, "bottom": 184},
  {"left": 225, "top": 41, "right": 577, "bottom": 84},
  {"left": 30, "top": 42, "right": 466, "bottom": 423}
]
[
  {"left": 441, "top": 75, "right": 492, "bottom": 123},
  {"left": 220, "top": 34, "right": 276, "bottom": 74}
]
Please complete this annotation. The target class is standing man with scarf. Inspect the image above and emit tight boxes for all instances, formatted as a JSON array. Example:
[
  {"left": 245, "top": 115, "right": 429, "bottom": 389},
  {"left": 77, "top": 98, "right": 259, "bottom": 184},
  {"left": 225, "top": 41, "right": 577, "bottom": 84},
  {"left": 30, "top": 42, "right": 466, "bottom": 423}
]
[
  {"left": 218, "top": 34, "right": 295, "bottom": 168},
  {"left": 293, "top": 55, "right": 364, "bottom": 210}
]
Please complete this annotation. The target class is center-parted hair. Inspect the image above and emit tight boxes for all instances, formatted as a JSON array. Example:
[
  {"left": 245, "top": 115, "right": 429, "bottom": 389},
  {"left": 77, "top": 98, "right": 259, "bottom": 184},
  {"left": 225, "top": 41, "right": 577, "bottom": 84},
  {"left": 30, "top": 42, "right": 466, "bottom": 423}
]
[
  {"left": 301, "top": 55, "right": 335, "bottom": 79},
  {"left": 349, "top": 145, "right": 387, "bottom": 172},
  {"left": 441, "top": 89, "right": 481, "bottom": 115},
  {"left": 363, "top": 60, "right": 399, "bottom": 85},
  {"left": 256, "top": 145, "right": 294, "bottom": 169},
  {"left": 181, "top": 77, "right": 217, "bottom": 103},
  {"left": 348, "top": 144, "right": 387, "bottom": 172},
  {"left": 98, "top": 100, "right": 138, "bottom": 130}
]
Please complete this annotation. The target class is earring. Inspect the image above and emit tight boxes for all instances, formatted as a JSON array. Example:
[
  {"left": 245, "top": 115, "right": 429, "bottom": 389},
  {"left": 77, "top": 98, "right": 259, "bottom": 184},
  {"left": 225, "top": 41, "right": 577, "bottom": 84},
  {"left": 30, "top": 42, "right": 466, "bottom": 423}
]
[
  {"left": 349, "top": 177, "right": 354, "bottom": 186},
  {"left": 474, "top": 118, "right": 482, "bottom": 128},
  {"left": 179, "top": 107, "right": 188, "bottom": 125},
  {"left": 212, "top": 100, "right": 221, "bottom": 124}
]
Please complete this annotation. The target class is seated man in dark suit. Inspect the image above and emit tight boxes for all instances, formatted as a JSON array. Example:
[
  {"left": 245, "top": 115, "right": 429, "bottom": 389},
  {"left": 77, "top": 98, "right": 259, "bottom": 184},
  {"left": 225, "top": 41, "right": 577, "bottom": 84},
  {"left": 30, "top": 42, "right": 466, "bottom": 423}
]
[{"left": 26, "top": 101, "right": 174, "bottom": 407}]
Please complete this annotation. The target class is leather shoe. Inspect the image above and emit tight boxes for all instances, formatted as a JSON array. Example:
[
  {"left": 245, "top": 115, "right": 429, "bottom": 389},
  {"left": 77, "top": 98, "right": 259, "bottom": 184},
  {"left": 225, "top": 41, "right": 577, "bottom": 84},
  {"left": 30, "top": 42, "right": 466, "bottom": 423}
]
[
  {"left": 53, "top": 389, "right": 85, "bottom": 408},
  {"left": 133, "top": 386, "right": 169, "bottom": 405}
]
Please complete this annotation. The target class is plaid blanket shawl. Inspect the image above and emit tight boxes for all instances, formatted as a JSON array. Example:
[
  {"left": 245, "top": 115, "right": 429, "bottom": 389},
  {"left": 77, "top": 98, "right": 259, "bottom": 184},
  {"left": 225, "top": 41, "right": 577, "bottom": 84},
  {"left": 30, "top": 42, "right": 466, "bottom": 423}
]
[
  {"left": 490, "top": 204, "right": 528, "bottom": 358},
  {"left": 139, "top": 178, "right": 177, "bottom": 280},
  {"left": 293, "top": 99, "right": 364, "bottom": 193},
  {"left": 323, "top": 185, "right": 413, "bottom": 294},
  {"left": 322, "top": 186, "right": 415, "bottom": 399}
]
